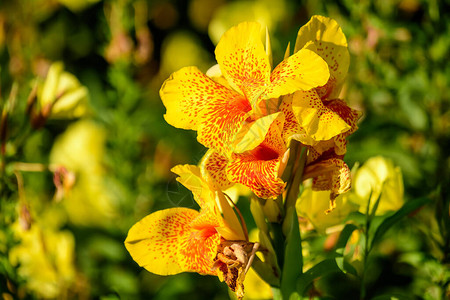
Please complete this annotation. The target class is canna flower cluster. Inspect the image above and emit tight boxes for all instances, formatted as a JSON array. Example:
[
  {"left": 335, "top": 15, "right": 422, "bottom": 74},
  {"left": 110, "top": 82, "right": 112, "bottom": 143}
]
[
  {"left": 160, "top": 15, "right": 360, "bottom": 202},
  {"left": 125, "top": 15, "right": 361, "bottom": 298}
]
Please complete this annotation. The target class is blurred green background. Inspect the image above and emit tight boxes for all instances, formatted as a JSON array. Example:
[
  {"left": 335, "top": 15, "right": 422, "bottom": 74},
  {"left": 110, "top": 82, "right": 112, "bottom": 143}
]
[{"left": 0, "top": 0, "right": 448, "bottom": 299}]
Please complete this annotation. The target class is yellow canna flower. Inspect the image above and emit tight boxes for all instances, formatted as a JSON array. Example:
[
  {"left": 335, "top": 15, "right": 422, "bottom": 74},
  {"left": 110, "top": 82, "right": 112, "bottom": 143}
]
[
  {"left": 125, "top": 165, "right": 258, "bottom": 299},
  {"left": 160, "top": 21, "right": 329, "bottom": 156},
  {"left": 349, "top": 156, "right": 404, "bottom": 215}
]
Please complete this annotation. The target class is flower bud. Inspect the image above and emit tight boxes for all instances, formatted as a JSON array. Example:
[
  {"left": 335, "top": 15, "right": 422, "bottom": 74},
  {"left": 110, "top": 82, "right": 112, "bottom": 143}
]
[
  {"left": 350, "top": 156, "right": 404, "bottom": 215},
  {"left": 37, "top": 62, "right": 89, "bottom": 121},
  {"left": 296, "top": 186, "right": 358, "bottom": 234}
]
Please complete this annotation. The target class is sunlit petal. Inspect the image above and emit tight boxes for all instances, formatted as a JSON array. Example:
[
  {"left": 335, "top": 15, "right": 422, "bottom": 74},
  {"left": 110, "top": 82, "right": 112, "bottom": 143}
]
[
  {"left": 125, "top": 208, "right": 220, "bottom": 275},
  {"left": 294, "top": 15, "right": 349, "bottom": 98},
  {"left": 197, "top": 92, "right": 252, "bottom": 154},
  {"left": 265, "top": 48, "right": 330, "bottom": 99},
  {"left": 200, "top": 149, "right": 234, "bottom": 190},
  {"left": 215, "top": 22, "right": 270, "bottom": 105},
  {"left": 227, "top": 119, "right": 287, "bottom": 199},
  {"left": 232, "top": 112, "right": 281, "bottom": 153},
  {"left": 291, "top": 89, "right": 350, "bottom": 141},
  {"left": 171, "top": 164, "right": 215, "bottom": 210},
  {"left": 311, "top": 99, "right": 362, "bottom": 155},
  {"left": 160, "top": 66, "right": 243, "bottom": 131}
]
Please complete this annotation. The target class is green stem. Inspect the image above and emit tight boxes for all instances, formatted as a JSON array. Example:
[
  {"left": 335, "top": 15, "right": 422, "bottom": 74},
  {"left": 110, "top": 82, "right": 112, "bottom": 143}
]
[
  {"left": 360, "top": 192, "right": 373, "bottom": 300},
  {"left": 270, "top": 222, "right": 285, "bottom": 272}
]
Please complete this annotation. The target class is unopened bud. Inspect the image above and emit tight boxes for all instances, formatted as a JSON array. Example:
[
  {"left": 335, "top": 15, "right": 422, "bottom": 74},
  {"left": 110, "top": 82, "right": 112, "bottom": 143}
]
[
  {"left": 53, "top": 166, "right": 76, "bottom": 202},
  {"left": 19, "top": 204, "right": 32, "bottom": 231}
]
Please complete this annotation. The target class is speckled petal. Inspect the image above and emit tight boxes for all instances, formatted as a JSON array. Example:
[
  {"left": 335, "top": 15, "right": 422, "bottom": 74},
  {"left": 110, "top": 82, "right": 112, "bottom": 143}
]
[
  {"left": 304, "top": 158, "right": 351, "bottom": 201},
  {"left": 294, "top": 16, "right": 349, "bottom": 98},
  {"left": 160, "top": 66, "right": 243, "bottom": 132},
  {"left": 197, "top": 92, "right": 252, "bottom": 154},
  {"left": 311, "top": 99, "right": 362, "bottom": 155},
  {"left": 125, "top": 208, "right": 220, "bottom": 276},
  {"left": 291, "top": 90, "right": 350, "bottom": 141},
  {"left": 200, "top": 149, "right": 234, "bottom": 190},
  {"left": 232, "top": 112, "right": 281, "bottom": 153},
  {"left": 279, "top": 94, "right": 316, "bottom": 145},
  {"left": 265, "top": 48, "right": 330, "bottom": 99},
  {"left": 227, "top": 120, "right": 287, "bottom": 199},
  {"left": 215, "top": 22, "right": 270, "bottom": 105}
]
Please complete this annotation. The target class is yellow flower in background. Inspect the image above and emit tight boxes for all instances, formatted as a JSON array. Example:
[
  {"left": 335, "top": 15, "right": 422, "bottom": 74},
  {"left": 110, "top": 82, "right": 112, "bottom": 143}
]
[
  {"left": 159, "top": 31, "right": 214, "bottom": 80},
  {"left": 208, "top": 0, "right": 287, "bottom": 45},
  {"left": 50, "top": 120, "right": 118, "bottom": 227},
  {"left": 9, "top": 210, "right": 76, "bottom": 299},
  {"left": 57, "top": 0, "right": 100, "bottom": 12},
  {"left": 296, "top": 185, "right": 359, "bottom": 234},
  {"left": 38, "top": 61, "right": 89, "bottom": 119},
  {"left": 125, "top": 165, "right": 257, "bottom": 299},
  {"left": 350, "top": 156, "right": 404, "bottom": 215}
]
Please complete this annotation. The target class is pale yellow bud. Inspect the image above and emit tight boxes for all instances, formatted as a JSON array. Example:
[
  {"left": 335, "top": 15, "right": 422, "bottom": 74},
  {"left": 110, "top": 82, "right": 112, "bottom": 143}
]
[
  {"left": 38, "top": 62, "right": 89, "bottom": 120},
  {"left": 350, "top": 156, "right": 404, "bottom": 215}
]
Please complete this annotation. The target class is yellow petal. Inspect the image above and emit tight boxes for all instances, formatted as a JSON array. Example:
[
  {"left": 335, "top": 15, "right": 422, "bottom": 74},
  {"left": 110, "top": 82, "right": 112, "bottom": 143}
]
[
  {"left": 206, "top": 64, "right": 232, "bottom": 89},
  {"left": 125, "top": 208, "right": 220, "bottom": 275},
  {"left": 160, "top": 66, "right": 241, "bottom": 131},
  {"left": 215, "top": 22, "right": 270, "bottom": 104},
  {"left": 309, "top": 100, "right": 362, "bottom": 155},
  {"left": 266, "top": 26, "right": 273, "bottom": 70},
  {"left": 296, "top": 187, "right": 358, "bottom": 234},
  {"left": 265, "top": 48, "right": 330, "bottom": 99},
  {"left": 41, "top": 62, "right": 64, "bottom": 106},
  {"left": 232, "top": 112, "right": 281, "bottom": 153},
  {"left": 227, "top": 119, "right": 287, "bottom": 199},
  {"left": 171, "top": 164, "right": 215, "bottom": 210},
  {"left": 351, "top": 156, "right": 404, "bottom": 215},
  {"left": 294, "top": 16, "right": 349, "bottom": 98},
  {"left": 200, "top": 149, "right": 234, "bottom": 190},
  {"left": 279, "top": 94, "right": 316, "bottom": 145},
  {"left": 291, "top": 89, "right": 350, "bottom": 141},
  {"left": 197, "top": 90, "right": 252, "bottom": 155},
  {"left": 215, "top": 192, "right": 247, "bottom": 241}
]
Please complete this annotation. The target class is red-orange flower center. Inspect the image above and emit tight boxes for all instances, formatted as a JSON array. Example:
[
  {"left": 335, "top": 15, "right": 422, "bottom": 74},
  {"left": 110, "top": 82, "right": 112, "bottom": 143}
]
[{"left": 250, "top": 144, "right": 279, "bottom": 161}]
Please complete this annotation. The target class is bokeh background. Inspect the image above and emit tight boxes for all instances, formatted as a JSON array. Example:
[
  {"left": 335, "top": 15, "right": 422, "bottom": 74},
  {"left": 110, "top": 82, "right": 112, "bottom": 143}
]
[{"left": 0, "top": 0, "right": 448, "bottom": 299}]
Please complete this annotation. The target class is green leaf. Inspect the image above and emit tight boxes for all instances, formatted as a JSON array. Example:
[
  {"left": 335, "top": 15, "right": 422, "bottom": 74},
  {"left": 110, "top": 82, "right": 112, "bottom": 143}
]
[
  {"left": 296, "top": 259, "right": 344, "bottom": 296},
  {"left": 281, "top": 207, "right": 302, "bottom": 300},
  {"left": 335, "top": 223, "right": 359, "bottom": 253},
  {"left": 370, "top": 197, "right": 430, "bottom": 248},
  {"left": 333, "top": 223, "right": 359, "bottom": 275},
  {"left": 370, "top": 293, "right": 412, "bottom": 300},
  {"left": 335, "top": 258, "right": 358, "bottom": 276}
]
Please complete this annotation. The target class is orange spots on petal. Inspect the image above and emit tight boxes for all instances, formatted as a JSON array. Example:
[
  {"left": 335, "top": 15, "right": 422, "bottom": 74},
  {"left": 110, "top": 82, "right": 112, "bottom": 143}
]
[
  {"left": 200, "top": 150, "right": 234, "bottom": 190},
  {"left": 226, "top": 119, "right": 287, "bottom": 199}
]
